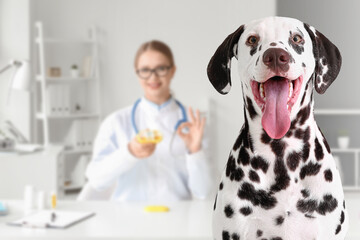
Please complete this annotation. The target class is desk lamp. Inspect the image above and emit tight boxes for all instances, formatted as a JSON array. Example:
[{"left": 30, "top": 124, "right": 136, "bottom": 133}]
[{"left": 0, "top": 59, "right": 31, "bottom": 103}]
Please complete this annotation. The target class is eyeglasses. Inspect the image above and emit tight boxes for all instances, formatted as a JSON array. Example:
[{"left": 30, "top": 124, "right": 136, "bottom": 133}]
[{"left": 136, "top": 65, "right": 172, "bottom": 80}]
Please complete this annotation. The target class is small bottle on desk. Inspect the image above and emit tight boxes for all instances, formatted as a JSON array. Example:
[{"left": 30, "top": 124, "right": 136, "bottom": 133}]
[{"left": 50, "top": 191, "right": 57, "bottom": 222}]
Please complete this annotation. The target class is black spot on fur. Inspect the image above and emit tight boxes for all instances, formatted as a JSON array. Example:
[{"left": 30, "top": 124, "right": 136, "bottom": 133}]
[
  {"left": 257, "top": 230, "right": 263, "bottom": 237},
  {"left": 294, "top": 129, "right": 304, "bottom": 139},
  {"left": 297, "top": 104, "right": 311, "bottom": 125},
  {"left": 279, "top": 41, "right": 284, "bottom": 45},
  {"left": 285, "top": 130, "right": 293, "bottom": 138},
  {"left": 286, "top": 151, "right": 301, "bottom": 171},
  {"left": 294, "top": 127, "right": 310, "bottom": 143},
  {"left": 297, "top": 199, "right": 318, "bottom": 213},
  {"left": 300, "top": 162, "right": 321, "bottom": 179},
  {"left": 233, "top": 132, "right": 242, "bottom": 151},
  {"left": 224, "top": 204, "right": 234, "bottom": 218},
  {"left": 302, "top": 62, "right": 306, "bottom": 68},
  {"left": 261, "top": 131, "right": 272, "bottom": 144},
  {"left": 222, "top": 231, "right": 230, "bottom": 240},
  {"left": 219, "top": 182, "right": 224, "bottom": 190},
  {"left": 305, "top": 213, "right": 316, "bottom": 219},
  {"left": 239, "top": 206, "right": 253, "bottom": 216},
  {"left": 335, "top": 225, "right": 342, "bottom": 235},
  {"left": 241, "top": 116, "right": 254, "bottom": 154},
  {"left": 323, "top": 138, "right": 331, "bottom": 153},
  {"left": 232, "top": 233, "right": 240, "bottom": 240},
  {"left": 290, "top": 119, "right": 298, "bottom": 130},
  {"left": 340, "top": 210, "right": 345, "bottom": 224},
  {"left": 226, "top": 155, "right": 245, "bottom": 182},
  {"left": 250, "top": 47, "right": 257, "bottom": 56},
  {"left": 270, "top": 140, "right": 287, "bottom": 158},
  {"left": 259, "top": 45, "right": 262, "bottom": 51},
  {"left": 249, "top": 170, "right": 260, "bottom": 183},
  {"left": 300, "top": 91, "right": 307, "bottom": 106},
  {"left": 270, "top": 42, "right": 277, "bottom": 46},
  {"left": 343, "top": 200, "right": 346, "bottom": 208},
  {"left": 275, "top": 215, "right": 285, "bottom": 225},
  {"left": 271, "top": 237, "right": 283, "bottom": 240},
  {"left": 248, "top": 134, "right": 254, "bottom": 153},
  {"left": 301, "top": 189, "right": 310, "bottom": 198},
  {"left": 302, "top": 143, "right": 310, "bottom": 162},
  {"left": 295, "top": 178, "right": 298, "bottom": 183},
  {"left": 238, "top": 147, "right": 250, "bottom": 165},
  {"left": 246, "top": 97, "right": 258, "bottom": 120},
  {"left": 256, "top": 56, "right": 260, "bottom": 66},
  {"left": 324, "top": 169, "right": 333, "bottom": 182},
  {"left": 213, "top": 194, "right": 217, "bottom": 210},
  {"left": 270, "top": 158, "right": 290, "bottom": 192},
  {"left": 317, "top": 194, "right": 338, "bottom": 215},
  {"left": 319, "top": 127, "right": 331, "bottom": 153},
  {"left": 314, "top": 138, "right": 324, "bottom": 161},
  {"left": 303, "top": 127, "right": 310, "bottom": 142},
  {"left": 238, "top": 182, "right": 277, "bottom": 209},
  {"left": 251, "top": 156, "right": 269, "bottom": 173}
]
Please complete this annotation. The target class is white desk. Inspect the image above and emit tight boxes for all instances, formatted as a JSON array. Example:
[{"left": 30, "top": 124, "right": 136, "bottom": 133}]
[
  {"left": 0, "top": 197, "right": 359, "bottom": 240},
  {"left": 0, "top": 200, "right": 213, "bottom": 240}
]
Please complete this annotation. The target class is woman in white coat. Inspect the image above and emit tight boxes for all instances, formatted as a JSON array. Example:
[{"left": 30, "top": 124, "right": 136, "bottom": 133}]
[{"left": 86, "top": 40, "right": 213, "bottom": 201}]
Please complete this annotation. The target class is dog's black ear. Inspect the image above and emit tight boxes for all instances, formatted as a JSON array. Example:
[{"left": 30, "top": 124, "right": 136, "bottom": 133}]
[
  {"left": 207, "top": 25, "right": 245, "bottom": 94},
  {"left": 304, "top": 23, "right": 342, "bottom": 94}
]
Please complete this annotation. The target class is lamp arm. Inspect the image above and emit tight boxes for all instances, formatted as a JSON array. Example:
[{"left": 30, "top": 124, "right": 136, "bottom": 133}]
[
  {"left": 0, "top": 60, "right": 21, "bottom": 75},
  {"left": 0, "top": 64, "right": 13, "bottom": 75},
  {"left": 6, "top": 67, "right": 18, "bottom": 105}
]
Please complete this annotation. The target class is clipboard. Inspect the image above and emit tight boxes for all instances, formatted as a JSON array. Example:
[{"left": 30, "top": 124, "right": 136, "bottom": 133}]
[{"left": 7, "top": 210, "right": 95, "bottom": 229}]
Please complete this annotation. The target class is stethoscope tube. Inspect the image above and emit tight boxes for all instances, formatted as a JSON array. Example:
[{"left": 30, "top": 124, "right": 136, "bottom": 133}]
[{"left": 131, "top": 98, "right": 188, "bottom": 134}]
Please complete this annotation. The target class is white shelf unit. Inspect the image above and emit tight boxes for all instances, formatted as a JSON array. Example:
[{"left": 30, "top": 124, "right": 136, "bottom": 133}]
[
  {"left": 332, "top": 149, "right": 360, "bottom": 191},
  {"left": 34, "top": 22, "right": 101, "bottom": 197},
  {"left": 314, "top": 109, "right": 360, "bottom": 115},
  {"left": 315, "top": 109, "right": 360, "bottom": 191}
]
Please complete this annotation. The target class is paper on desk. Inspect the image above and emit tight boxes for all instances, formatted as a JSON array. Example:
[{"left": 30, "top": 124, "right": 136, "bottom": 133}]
[
  {"left": 7, "top": 210, "right": 95, "bottom": 229},
  {"left": 14, "top": 144, "right": 43, "bottom": 153}
]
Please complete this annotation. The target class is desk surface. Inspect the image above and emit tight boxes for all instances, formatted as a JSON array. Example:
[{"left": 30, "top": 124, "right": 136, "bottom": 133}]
[
  {"left": 0, "top": 200, "right": 213, "bottom": 240},
  {"left": 0, "top": 198, "right": 359, "bottom": 240}
]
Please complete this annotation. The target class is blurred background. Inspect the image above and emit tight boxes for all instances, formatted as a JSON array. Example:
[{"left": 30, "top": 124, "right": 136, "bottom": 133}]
[{"left": 0, "top": 0, "right": 359, "bottom": 200}]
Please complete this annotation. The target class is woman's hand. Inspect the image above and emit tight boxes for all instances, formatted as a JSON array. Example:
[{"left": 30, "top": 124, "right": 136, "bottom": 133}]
[
  {"left": 177, "top": 107, "right": 206, "bottom": 154},
  {"left": 128, "top": 137, "right": 156, "bottom": 158}
]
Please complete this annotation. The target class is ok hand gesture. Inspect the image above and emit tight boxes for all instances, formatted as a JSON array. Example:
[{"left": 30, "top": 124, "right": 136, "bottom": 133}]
[{"left": 176, "top": 107, "right": 206, "bottom": 154}]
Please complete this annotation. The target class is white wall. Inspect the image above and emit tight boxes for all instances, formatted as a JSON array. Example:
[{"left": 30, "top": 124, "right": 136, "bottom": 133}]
[
  {"left": 32, "top": 0, "right": 276, "bottom": 173},
  {"left": 0, "top": 0, "right": 31, "bottom": 140}
]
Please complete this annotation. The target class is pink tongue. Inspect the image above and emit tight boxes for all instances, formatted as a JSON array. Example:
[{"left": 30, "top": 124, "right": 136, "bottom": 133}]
[{"left": 261, "top": 78, "right": 290, "bottom": 139}]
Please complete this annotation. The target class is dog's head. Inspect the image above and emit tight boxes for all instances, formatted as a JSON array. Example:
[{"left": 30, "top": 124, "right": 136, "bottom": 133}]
[{"left": 207, "top": 16, "right": 341, "bottom": 139}]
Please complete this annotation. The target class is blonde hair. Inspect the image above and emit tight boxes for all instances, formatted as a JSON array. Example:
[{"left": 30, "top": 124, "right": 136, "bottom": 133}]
[{"left": 134, "top": 40, "right": 174, "bottom": 68}]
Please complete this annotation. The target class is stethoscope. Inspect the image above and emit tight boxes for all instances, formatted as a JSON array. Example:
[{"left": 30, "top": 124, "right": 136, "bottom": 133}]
[
  {"left": 131, "top": 98, "right": 188, "bottom": 135},
  {"left": 131, "top": 98, "right": 189, "bottom": 180}
]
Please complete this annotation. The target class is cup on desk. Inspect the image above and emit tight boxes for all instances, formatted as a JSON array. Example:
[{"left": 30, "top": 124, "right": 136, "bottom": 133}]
[
  {"left": 37, "top": 191, "right": 46, "bottom": 210},
  {"left": 24, "top": 185, "right": 35, "bottom": 215}
]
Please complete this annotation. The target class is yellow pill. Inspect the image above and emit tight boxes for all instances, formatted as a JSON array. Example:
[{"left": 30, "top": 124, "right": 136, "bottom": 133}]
[{"left": 144, "top": 205, "right": 169, "bottom": 212}]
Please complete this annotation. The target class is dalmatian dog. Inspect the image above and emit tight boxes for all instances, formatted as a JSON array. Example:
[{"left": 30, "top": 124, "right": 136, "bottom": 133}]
[{"left": 207, "top": 17, "right": 348, "bottom": 240}]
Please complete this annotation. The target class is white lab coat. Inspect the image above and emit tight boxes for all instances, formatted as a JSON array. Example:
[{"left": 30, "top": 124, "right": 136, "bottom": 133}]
[{"left": 86, "top": 97, "right": 213, "bottom": 202}]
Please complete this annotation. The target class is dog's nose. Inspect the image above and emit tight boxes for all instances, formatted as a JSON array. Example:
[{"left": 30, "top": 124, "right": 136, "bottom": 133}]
[{"left": 262, "top": 48, "right": 290, "bottom": 72}]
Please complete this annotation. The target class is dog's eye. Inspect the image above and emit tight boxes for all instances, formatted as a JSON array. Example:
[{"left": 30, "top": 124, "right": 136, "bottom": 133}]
[
  {"left": 292, "top": 34, "right": 304, "bottom": 44},
  {"left": 246, "top": 35, "right": 259, "bottom": 46}
]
